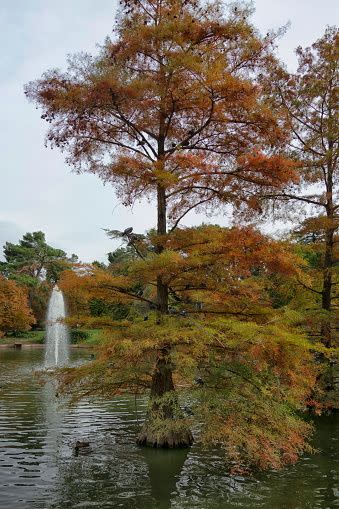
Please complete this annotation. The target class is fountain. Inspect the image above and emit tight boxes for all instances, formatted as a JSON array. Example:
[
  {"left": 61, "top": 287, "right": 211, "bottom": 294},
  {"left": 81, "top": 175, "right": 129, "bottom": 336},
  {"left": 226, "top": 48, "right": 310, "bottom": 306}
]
[{"left": 45, "top": 285, "right": 69, "bottom": 367}]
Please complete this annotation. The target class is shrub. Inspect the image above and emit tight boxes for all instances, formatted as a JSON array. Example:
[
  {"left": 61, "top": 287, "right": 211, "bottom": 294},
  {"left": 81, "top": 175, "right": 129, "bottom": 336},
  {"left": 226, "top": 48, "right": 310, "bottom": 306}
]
[{"left": 70, "top": 329, "right": 89, "bottom": 344}]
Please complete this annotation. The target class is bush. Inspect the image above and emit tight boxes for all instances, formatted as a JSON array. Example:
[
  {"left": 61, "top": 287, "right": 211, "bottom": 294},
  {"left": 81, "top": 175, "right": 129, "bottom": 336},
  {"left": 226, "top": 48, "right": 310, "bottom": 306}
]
[{"left": 70, "top": 329, "right": 89, "bottom": 344}]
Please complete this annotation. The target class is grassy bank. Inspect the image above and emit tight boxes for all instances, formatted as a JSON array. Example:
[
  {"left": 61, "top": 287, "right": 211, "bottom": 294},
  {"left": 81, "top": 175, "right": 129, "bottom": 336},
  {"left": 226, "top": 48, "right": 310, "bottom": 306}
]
[
  {"left": 0, "top": 330, "right": 45, "bottom": 345},
  {"left": 0, "top": 329, "right": 102, "bottom": 346},
  {"left": 75, "top": 329, "right": 103, "bottom": 345}
]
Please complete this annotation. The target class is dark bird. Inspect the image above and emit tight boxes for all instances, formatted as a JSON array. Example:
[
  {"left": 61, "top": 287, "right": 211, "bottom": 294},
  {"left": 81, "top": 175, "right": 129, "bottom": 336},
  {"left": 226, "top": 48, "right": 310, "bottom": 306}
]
[
  {"left": 123, "top": 227, "right": 133, "bottom": 235},
  {"left": 143, "top": 315, "right": 149, "bottom": 321},
  {"left": 75, "top": 440, "right": 90, "bottom": 449},
  {"left": 74, "top": 440, "right": 91, "bottom": 455}
]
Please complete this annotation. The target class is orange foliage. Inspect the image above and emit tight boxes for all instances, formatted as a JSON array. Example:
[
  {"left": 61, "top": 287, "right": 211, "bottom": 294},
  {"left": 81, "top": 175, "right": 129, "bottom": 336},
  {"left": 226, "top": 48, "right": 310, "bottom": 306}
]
[
  {"left": 25, "top": 0, "right": 296, "bottom": 225},
  {"left": 24, "top": 0, "right": 324, "bottom": 469},
  {"left": 0, "top": 276, "right": 35, "bottom": 335},
  {"left": 59, "top": 225, "right": 303, "bottom": 320}
]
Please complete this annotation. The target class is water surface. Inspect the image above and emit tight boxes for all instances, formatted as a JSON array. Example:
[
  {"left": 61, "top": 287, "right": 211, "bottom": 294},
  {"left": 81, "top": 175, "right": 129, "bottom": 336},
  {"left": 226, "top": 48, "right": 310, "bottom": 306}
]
[{"left": 0, "top": 349, "right": 338, "bottom": 509}]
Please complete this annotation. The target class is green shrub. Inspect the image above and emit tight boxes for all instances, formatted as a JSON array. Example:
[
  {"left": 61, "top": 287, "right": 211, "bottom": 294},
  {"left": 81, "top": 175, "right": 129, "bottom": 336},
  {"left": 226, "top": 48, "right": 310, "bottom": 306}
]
[{"left": 70, "top": 329, "right": 89, "bottom": 344}]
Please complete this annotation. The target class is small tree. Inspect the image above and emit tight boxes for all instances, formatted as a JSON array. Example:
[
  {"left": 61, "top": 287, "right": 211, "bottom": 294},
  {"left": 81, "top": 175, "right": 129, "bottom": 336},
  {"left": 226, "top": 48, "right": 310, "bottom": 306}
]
[{"left": 0, "top": 276, "right": 35, "bottom": 336}]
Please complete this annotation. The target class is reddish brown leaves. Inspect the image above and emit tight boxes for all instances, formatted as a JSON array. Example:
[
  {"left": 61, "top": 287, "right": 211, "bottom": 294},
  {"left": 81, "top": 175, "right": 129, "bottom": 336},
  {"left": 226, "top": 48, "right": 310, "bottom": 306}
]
[{"left": 0, "top": 276, "right": 35, "bottom": 335}]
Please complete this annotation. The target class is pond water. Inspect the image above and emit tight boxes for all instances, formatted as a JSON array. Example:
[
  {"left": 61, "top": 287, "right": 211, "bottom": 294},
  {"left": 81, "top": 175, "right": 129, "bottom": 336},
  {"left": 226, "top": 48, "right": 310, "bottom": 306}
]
[{"left": 0, "top": 348, "right": 338, "bottom": 509}]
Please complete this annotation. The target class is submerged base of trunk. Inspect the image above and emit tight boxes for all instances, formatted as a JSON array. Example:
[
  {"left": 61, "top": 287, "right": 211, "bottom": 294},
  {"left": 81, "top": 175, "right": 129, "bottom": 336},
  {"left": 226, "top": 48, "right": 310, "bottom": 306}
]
[
  {"left": 139, "top": 345, "right": 193, "bottom": 448},
  {"left": 137, "top": 391, "right": 193, "bottom": 448},
  {"left": 137, "top": 418, "right": 194, "bottom": 448}
]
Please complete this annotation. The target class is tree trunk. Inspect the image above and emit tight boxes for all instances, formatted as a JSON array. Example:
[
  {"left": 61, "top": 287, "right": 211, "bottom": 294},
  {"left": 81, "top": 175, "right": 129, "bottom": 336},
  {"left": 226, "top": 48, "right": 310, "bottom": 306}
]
[
  {"left": 137, "top": 346, "right": 193, "bottom": 447},
  {"left": 321, "top": 225, "right": 335, "bottom": 348},
  {"left": 156, "top": 184, "right": 169, "bottom": 315},
  {"left": 321, "top": 162, "right": 335, "bottom": 348},
  {"left": 319, "top": 165, "right": 338, "bottom": 406},
  {"left": 137, "top": 184, "right": 193, "bottom": 448}
]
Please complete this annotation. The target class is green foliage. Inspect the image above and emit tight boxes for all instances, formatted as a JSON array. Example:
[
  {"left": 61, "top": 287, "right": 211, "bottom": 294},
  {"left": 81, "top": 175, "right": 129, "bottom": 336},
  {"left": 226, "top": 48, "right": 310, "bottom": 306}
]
[
  {"left": 108, "top": 246, "right": 139, "bottom": 267},
  {"left": 0, "top": 330, "right": 45, "bottom": 344},
  {"left": 0, "top": 231, "right": 71, "bottom": 284},
  {"left": 89, "top": 298, "right": 110, "bottom": 317},
  {"left": 89, "top": 298, "right": 130, "bottom": 320},
  {"left": 0, "top": 231, "right": 79, "bottom": 327},
  {"left": 58, "top": 308, "right": 319, "bottom": 470},
  {"left": 29, "top": 281, "right": 51, "bottom": 328},
  {"left": 267, "top": 274, "right": 296, "bottom": 308},
  {"left": 70, "top": 329, "right": 89, "bottom": 344}
]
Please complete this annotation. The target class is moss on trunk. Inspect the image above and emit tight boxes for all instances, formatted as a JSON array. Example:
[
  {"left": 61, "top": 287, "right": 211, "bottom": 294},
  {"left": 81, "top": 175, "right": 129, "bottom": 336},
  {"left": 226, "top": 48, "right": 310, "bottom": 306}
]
[{"left": 137, "top": 348, "right": 193, "bottom": 448}]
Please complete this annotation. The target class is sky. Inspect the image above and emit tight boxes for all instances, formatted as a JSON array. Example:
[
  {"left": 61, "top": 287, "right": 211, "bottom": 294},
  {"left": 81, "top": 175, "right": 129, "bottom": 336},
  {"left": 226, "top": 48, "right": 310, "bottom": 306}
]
[{"left": 0, "top": 0, "right": 338, "bottom": 262}]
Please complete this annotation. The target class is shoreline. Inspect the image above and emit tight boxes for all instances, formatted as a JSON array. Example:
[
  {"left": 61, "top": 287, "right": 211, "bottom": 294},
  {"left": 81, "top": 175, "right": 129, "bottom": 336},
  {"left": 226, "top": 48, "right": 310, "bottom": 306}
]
[{"left": 0, "top": 343, "right": 94, "bottom": 349}]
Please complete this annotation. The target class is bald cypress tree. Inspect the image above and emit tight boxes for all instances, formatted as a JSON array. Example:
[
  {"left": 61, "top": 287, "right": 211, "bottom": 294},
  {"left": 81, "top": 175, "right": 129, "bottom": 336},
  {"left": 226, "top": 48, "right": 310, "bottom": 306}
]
[{"left": 26, "top": 0, "right": 299, "bottom": 448}]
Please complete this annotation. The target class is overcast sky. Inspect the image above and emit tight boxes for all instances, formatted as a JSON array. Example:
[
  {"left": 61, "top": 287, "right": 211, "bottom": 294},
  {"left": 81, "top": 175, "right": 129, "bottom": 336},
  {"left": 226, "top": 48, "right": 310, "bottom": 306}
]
[{"left": 0, "top": 0, "right": 337, "bottom": 262}]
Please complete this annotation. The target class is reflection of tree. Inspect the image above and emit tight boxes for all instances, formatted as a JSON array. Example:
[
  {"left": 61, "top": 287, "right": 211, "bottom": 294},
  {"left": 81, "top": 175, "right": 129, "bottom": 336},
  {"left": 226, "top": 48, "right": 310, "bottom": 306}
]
[
  {"left": 255, "top": 414, "right": 339, "bottom": 509},
  {"left": 170, "top": 415, "right": 339, "bottom": 509},
  {"left": 314, "top": 414, "right": 339, "bottom": 508},
  {"left": 142, "top": 448, "right": 189, "bottom": 509}
]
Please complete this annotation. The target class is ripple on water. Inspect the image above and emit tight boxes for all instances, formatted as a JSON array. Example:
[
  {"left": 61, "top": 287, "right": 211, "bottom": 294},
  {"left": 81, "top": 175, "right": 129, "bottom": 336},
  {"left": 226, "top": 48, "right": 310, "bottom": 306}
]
[{"left": 0, "top": 348, "right": 338, "bottom": 509}]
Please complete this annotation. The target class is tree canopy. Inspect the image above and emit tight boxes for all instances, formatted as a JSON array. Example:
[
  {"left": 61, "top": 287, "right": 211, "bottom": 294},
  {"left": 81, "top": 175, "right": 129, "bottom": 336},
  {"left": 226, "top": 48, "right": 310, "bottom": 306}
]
[
  {"left": 0, "top": 231, "right": 78, "bottom": 327},
  {"left": 0, "top": 276, "right": 35, "bottom": 336},
  {"left": 0, "top": 231, "right": 77, "bottom": 286},
  {"left": 264, "top": 27, "right": 339, "bottom": 347},
  {"left": 25, "top": 0, "right": 297, "bottom": 226},
  {"left": 24, "top": 0, "right": 336, "bottom": 473}
]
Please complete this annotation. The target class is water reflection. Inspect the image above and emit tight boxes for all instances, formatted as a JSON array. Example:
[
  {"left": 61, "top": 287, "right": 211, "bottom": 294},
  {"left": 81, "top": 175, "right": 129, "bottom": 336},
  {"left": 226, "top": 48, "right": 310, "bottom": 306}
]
[
  {"left": 142, "top": 448, "right": 189, "bottom": 509},
  {"left": 0, "top": 349, "right": 338, "bottom": 509}
]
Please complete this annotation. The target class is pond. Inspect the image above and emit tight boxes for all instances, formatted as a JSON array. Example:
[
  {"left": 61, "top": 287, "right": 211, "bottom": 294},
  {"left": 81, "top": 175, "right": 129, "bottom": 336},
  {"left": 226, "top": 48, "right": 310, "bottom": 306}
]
[{"left": 0, "top": 348, "right": 338, "bottom": 509}]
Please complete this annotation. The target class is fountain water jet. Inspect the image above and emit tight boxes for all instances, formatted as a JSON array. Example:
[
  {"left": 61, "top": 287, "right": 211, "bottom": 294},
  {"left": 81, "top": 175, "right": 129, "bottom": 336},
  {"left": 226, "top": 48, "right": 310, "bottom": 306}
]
[{"left": 45, "top": 285, "right": 69, "bottom": 367}]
